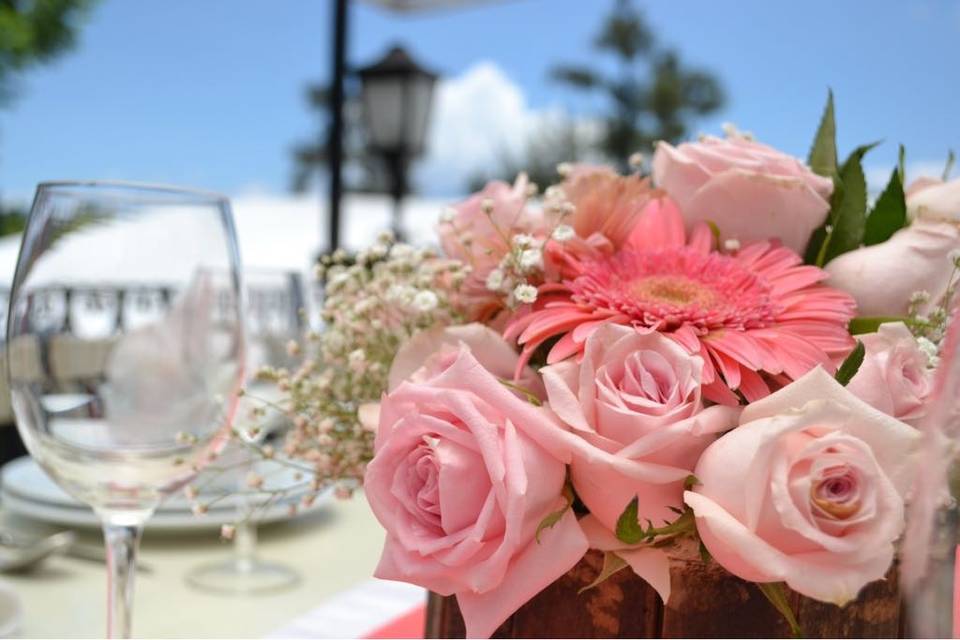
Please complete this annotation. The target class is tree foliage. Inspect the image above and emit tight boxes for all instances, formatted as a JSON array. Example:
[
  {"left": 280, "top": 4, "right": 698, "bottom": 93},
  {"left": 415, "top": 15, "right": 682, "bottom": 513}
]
[
  {"left": 0, "top": 0, "right": 95, "bottom": 237},
  {"left": 289, "top": 80, "right": 390, "bottom": 194},
  {"left": 467, "top": 119, "right": 596, "bottom": 193},
  {"left": 0, "top": 0, "right": 94, "bottom": 103},
  {"left": 552, "top": 0, "right": 724, "bottom": 170}
]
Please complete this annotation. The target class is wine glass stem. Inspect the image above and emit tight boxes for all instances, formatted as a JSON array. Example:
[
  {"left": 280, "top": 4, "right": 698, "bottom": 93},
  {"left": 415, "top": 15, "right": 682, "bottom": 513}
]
[
  {"left": 103, "top": 522, "right": 144, "bottom": 639},
  {"left": 234, "top": 518, "right": 258, "bottom": 572}
]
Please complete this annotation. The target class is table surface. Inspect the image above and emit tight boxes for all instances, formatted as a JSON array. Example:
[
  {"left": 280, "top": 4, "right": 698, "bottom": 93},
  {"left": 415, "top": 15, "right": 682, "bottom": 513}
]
[{"left": 0, "top": 494, "right": 387, "bottom": 638}]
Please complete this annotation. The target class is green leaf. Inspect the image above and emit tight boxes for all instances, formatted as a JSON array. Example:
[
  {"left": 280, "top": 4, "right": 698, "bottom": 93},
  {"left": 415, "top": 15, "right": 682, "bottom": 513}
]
[
  {"left": 803, "top": 224, "right": 828, "bottom": 265},
  {"left": 536, "top": 483, "right": 574, "bottom": 543},
  {"left": 807, "top": 90, "right": 837, "bottom": 177},
  {"left": 835, "top": 340, "right": 865, "bottom": 386},
  {"left": 578, "top": 551, "right": 628, "bottom": 594},
  {"left": 849, "top": 316, "right": 909, "bottom": 335},
  {"left": 898, "top": 144, "right": 906, "bottom": 182},
  {"left": 757, "top": 582, "right": 804, "bottom": 638},
  {"left": 498, "top": 378, "right": 542, "bottom": 406},
  {"left": 698, "top": 540, "right": 712, "bottom": 563},
  {"left": 945, "top": 149, "right": 956, "bottom": 181},
  {"left": 863, "top": 167, "right": 907, "bottom": 246},
  {"left": 845, "top": 141, "right": 883, "bottom": 165},
  {"left": 616, "top": 496, "right": 644, "bottom": 544},
  {"left": 616, "top": 496, "right": 697, "bottom": 545},
  {"left": 820, "top": 145, "right": 877, "bottom": 264}
]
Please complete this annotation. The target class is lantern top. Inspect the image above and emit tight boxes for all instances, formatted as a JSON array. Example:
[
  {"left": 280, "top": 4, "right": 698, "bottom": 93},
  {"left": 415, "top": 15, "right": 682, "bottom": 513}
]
[{"left": 356, "top": 45, "right": 437, "bottom": 82}]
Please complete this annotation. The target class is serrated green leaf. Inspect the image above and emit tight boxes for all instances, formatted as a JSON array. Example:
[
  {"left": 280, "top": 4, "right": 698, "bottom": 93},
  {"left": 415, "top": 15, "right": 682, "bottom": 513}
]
[
  {"left": 863, "top": 167, "right": 906, "bottom": 246},
  {"left": 616, "top": 496, "right": 644, "bottom": 544},
  {"left": 821, "top": 148, "right": 872, "bottom": 264},
  {"left": 835, "top": 340, "right": 865, "bottom": 386},
  {"left": 813, "top": 175, "right": 844, "bottom": 266},
  {"left": 845, "top": 141, "right": 883, "bottom": 165},
  {"left": 617, "top": 497, "right": 696, "bottom": 545},
  {"left": 808, "top": 90, "right": 837, "bottom": 177},
  {"left": 578, "top": 551, "right": 628, "bottom": 594},
  {"left": 849, "top": 316, "right": 909, "bottom": 335},
  {"left": 945, "top": 149, "right": 956, "bottom": 181},
  {"left": 757, "top": 582, "right": 804, "bottom": 638},
  {"left": 803, "top": 224, "right": 828, "bottom": 265}
]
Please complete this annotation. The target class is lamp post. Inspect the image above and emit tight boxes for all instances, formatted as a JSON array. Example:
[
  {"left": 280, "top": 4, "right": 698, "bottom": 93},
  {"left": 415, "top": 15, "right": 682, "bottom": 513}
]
[{"left": 357, "top": 45, "right": 437, "bottom": 240}]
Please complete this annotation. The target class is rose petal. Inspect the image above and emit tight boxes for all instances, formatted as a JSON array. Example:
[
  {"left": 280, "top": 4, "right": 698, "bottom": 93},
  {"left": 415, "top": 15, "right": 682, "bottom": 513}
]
[{"left": 456, "top": 508, "right": 589, "bottom": 639}]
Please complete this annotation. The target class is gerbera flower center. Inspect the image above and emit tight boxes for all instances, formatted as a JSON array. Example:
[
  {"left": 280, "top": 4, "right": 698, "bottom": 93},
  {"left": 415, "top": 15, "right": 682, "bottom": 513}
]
[
  {"left": 569, "top": 247, "right": 780, "bottom": 333},
  {"left": 629, "top": 275, "right": 718, "bottom": 308}
]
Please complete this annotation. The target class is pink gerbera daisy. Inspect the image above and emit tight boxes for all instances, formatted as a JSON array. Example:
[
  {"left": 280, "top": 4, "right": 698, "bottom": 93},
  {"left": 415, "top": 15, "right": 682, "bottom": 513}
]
[{"left": 505, "top": 199, "right": 857, "bottom": 405}]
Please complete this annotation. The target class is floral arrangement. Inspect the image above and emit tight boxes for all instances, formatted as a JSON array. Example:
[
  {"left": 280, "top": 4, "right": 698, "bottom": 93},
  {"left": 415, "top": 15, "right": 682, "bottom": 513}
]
[{"left": 274, "top": 94, "right": 960, "bottom": 637}]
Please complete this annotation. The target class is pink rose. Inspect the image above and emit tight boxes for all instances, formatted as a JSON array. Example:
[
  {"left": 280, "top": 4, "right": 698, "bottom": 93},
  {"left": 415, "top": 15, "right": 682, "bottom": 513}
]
[
  {"left": 365, "top": 335, "right": 588, "bottom": 639},
  {"left": 907, "top": 176, "right": 960, "bottom": 223},
  {"left": 358, "top": 323, "right": 546, "bottom": 431},
  {"left": 652, "top": 134, "right": 833, "bottom": 253},
  {"left": 685, "top": 367, "right": 920, "bottom": 604},
  {"left": 438, "top": 175, "right": 538, "bottom": 271},
  {"left": 824, "top": 221, "right": 960, "bottom": 317},
  {"left": 847, "top": 322, "right": 932, "bottom": 423},
  {"left": 387, "top": 323, "right": 544, "bottom": 397},
  {"left": 542, "top": 324, "right": 740, "bottom": 532},
  {"left": 437, "top": 175, "right": 544, "bottom": 320}
]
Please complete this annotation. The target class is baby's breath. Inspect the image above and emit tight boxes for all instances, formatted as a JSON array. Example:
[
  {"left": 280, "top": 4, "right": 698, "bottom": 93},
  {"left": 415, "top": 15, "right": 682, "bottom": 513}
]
[{"left": 256, "top": 234, "right": 468, "bottom": 490}]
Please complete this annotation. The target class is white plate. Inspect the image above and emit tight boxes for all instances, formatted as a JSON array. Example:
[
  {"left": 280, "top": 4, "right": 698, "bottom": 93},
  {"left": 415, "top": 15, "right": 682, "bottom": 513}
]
[
  {"left": 0, "top": 457, "right": 328, "bottom": 531},
  {"left": 0, "top": 580, "right": 20, "bottom": 638}
]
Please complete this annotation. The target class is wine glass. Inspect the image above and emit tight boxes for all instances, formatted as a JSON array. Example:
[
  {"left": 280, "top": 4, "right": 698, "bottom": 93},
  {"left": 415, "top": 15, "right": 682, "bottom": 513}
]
[
  {"left": 902, "top": 305, "right": 960, "bottom": 637},
  {"left": 5, "top": 181, "right": 245, "bottom": 638},
  {"left": 187, "top": 268, "right": 304, "bottom": 594}
]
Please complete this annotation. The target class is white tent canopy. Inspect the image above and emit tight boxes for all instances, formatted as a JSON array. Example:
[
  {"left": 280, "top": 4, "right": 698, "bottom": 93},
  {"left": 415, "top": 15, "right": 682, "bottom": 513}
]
[{"left": 0, "top": 192, "right": 452, "bottom": 285}]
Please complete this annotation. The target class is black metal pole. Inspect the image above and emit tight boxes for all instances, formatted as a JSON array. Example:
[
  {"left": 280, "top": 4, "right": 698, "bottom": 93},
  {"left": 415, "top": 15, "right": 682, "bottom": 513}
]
[
  {"left": 327, "top": 0, "right": 349, "bottom": 254},
  {"left": 387, "top": 151, "right": 408, "bottom": 242}
]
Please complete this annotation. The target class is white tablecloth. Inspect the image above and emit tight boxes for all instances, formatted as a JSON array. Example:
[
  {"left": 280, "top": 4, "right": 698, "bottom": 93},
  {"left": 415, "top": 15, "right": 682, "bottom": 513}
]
[{"left": 0, "top": 494, "right": 390, "bottom": 638}]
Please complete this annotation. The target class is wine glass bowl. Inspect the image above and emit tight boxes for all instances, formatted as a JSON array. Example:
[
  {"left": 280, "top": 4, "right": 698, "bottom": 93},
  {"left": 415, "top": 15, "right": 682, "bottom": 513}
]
[
  {"left": 5, "top": 181, "right": 245, "bottom": 636},
  {"left": 186, "top": 267, "right": 305, "bottom": 595}
]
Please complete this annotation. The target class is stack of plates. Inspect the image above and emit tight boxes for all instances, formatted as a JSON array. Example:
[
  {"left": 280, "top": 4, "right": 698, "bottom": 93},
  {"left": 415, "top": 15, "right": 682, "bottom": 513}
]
[{"left": 0, "top": 456, "right": 328, "bottom": 531}]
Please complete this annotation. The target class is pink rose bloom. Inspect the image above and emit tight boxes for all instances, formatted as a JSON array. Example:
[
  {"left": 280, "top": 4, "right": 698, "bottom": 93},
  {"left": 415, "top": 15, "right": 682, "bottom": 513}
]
[
  {"left": 542, "top": 323, "right": 740, "bottom": 531},
  {"left": 652, "top": 134, "right": 833, "bottom": 254},
  {"left": 365, "top": 331, "right": 588, "bottom": 639},
  {"left": 358, "top": 323, "right": 546, "bottom": 431},
  {"left": 907, "top": 176, "right": 960, "bottom": 223},
  {"left": 685, "top": 367, "right": 920, "bottom": 604},
  {"left": 847, "top": 322, "right": 932, "bottom": 423},
  {"left": 437, "top": 175, "right": 544, "bottom": 320},
  {"left": 824, "top": 221, "right": 960, "bottom": 317}
]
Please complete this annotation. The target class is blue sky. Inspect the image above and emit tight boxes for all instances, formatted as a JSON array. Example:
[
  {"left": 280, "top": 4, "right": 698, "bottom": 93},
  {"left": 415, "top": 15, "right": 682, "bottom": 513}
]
[{"left": 1, "top": 0, "right": 958, "bottom": 204}]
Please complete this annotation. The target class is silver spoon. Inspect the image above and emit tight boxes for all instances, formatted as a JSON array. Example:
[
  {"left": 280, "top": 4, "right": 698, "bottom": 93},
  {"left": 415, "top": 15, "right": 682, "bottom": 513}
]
[{"left": 0, "top": 531, "right": 76, "bottom": 573}]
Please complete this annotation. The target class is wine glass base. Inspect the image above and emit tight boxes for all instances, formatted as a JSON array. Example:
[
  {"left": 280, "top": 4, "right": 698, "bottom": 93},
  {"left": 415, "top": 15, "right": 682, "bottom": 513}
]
[{"left": 186, "top": 558, "right": 300, "bottom": 595}]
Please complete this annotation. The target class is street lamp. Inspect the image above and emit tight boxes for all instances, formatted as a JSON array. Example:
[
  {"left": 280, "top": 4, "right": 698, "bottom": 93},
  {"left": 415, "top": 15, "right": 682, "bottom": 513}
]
[{"left": 357, "top": 45, "right": 438, "bottom": 240}]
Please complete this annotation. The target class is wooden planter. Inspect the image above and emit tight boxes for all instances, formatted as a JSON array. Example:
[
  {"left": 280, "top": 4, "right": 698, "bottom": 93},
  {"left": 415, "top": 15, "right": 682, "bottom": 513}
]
[{"left": 425, "top": 543, "right": 902, "bottom": 638}]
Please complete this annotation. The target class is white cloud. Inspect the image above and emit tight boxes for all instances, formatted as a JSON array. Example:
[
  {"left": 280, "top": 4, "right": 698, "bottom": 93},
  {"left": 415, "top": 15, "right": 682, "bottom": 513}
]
[{"left": 414, "top": 61, "right": 564, "bottom": 195}]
